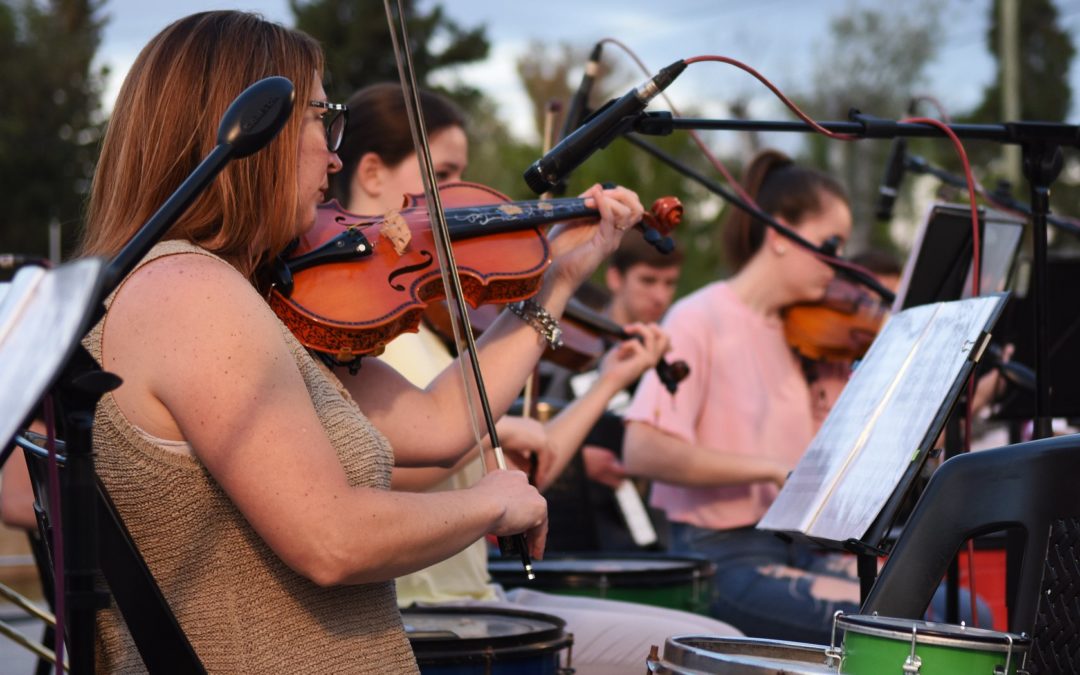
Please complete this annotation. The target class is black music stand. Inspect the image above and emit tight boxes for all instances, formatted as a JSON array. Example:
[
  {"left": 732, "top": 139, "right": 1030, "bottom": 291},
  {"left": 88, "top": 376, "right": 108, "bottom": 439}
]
[
  {"left": 0, "top": 259, "right": 113, "bottom": 674},
  {"left": 996, "top": 254, "right": 1080, "bottom": 419},
  {"left": 0, "top": 260, "right": 106, "bottom": 452},
  {"left": 757, "top": 294, "right": 1010, "bottom": 600},
  {"left": 893, "top": 203, "right": 1025, "bottom": 312}
]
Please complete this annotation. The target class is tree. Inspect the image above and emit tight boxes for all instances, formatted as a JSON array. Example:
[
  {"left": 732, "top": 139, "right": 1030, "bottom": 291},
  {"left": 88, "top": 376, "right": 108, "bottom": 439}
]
[
  {"left": 961, "top": 0, "right": 1078, "bottom": 230},
  {"left": 969, "top": 0, "right": 1073, "bottom": 125},
  {"left": 290, "top": 0, "right": 489, "bottom": 101},
  {"left": 799, "top": 1, "right": 943, "bottom": 255},
  {"left": 290, "top": 0, "right": 529, "bottom": 198},
  {"left": 0, "top": 0, "right": 107, "bottom": 260}
]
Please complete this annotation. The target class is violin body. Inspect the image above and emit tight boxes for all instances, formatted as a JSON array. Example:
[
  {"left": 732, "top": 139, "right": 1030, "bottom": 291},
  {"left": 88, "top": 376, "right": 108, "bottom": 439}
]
[
  {"left": 783, "top": 277, "right": 888, "bottom": 364},
  {"left": 269, "top": 181, "right": 683, "bottom": 364},
  {"left": 270, "top": 182, "right": 551, "bottom": 362}
]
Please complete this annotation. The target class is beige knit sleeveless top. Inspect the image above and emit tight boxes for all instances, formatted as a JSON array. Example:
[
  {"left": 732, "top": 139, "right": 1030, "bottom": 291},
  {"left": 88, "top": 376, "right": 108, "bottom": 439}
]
[{"left": 86, "top": 241, "right": 418, "bottom": 673}]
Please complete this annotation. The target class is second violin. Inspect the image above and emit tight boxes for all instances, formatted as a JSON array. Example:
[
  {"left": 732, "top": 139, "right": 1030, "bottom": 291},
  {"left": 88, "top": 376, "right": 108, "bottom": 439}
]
[{"left": 783, "top": 277, "right": 889, "bottom": 364}]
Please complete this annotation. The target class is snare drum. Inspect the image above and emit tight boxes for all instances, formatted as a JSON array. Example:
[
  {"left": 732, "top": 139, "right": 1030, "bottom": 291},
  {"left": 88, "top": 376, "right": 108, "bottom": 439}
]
[
  {"left": 488, "top": 553, "right": 715, "bottom": 615},
  {"left": 403, "top": 606, "right": 573, "bottom": 675},
  {"left": 835, "top": 614, "right": 1030, "bottom": 674},
  {"left": 647, "top": 635, "right": 838, "bottom": 674}
]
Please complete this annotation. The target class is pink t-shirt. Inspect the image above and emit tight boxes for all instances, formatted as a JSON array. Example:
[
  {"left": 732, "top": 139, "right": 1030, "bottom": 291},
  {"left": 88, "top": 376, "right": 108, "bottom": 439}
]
[{"left": 623, "top": 282, "right": 814, "bottom": 530}]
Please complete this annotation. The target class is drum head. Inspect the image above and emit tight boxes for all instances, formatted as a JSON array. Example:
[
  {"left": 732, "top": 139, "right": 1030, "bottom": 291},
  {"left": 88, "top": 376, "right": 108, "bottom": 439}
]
[
  {"left": 659, "top": 635, "right": 837, "bottom": 674},
  {"left": 403, "top": 607, "right": 571, "bottom": 665},
  {"left": 488, "top": 553, "right": 715, "bottom": 590},
  {"left": 836, "top": 614, "right": 1031, "bottom": 652}
]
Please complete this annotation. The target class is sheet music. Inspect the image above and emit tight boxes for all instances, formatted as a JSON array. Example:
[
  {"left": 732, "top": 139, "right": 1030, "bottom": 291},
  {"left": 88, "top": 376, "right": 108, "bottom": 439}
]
[
  {"left": 758, "top": 294, "right": 1006, "bottom": 544},
  {"left": 0, "top": 259, "right": 105, "bottom": 448}
]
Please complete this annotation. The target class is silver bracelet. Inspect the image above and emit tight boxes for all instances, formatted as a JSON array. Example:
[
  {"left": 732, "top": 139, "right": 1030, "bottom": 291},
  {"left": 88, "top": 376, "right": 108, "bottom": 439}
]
[{"left": 507, "top": 299, "right": 564, "bottom": 349}]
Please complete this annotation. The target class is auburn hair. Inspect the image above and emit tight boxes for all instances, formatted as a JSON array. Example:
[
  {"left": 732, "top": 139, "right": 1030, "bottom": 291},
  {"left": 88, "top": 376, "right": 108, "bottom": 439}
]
[
  {"left": 80, "top": 11, "right": 324, "bottom": 280},
  {"left": 722, "top": 149, "right": 848, "bottom": 271}
]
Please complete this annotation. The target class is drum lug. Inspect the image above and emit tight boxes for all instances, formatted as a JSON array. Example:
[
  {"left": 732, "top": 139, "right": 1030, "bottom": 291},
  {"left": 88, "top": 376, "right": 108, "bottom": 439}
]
[
  {"left": 902, "top": 625, "right": 922, "bottom": 674},
  {"left": 1000, "top": 631, "right": 1029, "bottom": 675},
  {"left": 826, "top": 610, "right": 844, "bottom": 668}
]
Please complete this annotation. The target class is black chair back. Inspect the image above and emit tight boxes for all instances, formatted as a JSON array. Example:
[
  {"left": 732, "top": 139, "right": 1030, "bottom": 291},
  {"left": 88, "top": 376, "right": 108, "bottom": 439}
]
[
  {"left": 862, "top": 433, "right": 1080, "bottom": 672},
  {"left": 17, "top": 433, "right": 205, "bottom": 674}
]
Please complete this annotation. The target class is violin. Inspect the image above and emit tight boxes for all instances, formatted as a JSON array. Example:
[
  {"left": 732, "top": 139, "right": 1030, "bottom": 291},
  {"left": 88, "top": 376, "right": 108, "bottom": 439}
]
[
  {"left": 424, "top": 297, "right": 690, "bottom": 394},
  {"left": 424, "top": 300, "right": 604, "bottom": 373},
  {"left": 268, "top": 181, "right": 682, "bottom": 363},
  {"left": 782, "top": 277, "right": 889, "bottom": 364},
  {"left": 563, "top": 298, "right": 691, "bottom": 394}
]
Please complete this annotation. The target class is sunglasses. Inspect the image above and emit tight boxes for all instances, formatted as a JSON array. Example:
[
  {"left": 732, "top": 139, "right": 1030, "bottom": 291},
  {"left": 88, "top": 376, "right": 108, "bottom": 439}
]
[{"left": 309, "top": 100, "right": 348, "bottom": 152}]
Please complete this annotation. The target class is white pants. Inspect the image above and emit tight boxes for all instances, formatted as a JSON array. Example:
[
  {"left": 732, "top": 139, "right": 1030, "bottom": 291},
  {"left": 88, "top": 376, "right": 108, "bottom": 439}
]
[{"left": 456, "top": 587, "right": 741, "bottom": 675}]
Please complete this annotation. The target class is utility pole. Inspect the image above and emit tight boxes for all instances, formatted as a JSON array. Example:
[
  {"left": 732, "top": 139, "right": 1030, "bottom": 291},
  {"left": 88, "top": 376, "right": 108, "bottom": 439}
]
[{"left": 1000, "top": 0, "right": 1021, "bottom": 187}]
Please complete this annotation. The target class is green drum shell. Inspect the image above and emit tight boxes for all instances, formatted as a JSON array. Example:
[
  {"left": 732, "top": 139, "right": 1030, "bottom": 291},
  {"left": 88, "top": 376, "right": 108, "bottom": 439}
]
[
  {"left": 837, "top": 615, "right": 1030, "bottom": 675},
  {"left": 488, "top": 553, "right": 716, "bottom": 615}
]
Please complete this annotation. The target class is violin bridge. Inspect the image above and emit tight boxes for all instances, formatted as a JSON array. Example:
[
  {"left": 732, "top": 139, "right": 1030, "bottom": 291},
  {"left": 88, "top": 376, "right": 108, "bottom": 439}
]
[{"left": 380, "top": 209, "right": 412, "bottom": 256}]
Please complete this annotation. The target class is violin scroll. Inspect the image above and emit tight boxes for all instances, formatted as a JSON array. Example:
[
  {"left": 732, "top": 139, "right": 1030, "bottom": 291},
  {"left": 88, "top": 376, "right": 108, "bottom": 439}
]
[
  {"left": 638, "top": 197, "right": 682, "bottom": 255},
  {"left": 646, "top": 196, "right": 682, "bottom": 235}
]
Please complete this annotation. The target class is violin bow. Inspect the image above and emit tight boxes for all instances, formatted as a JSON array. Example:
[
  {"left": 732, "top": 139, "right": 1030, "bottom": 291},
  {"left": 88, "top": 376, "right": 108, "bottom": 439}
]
[{"left": 382, "top": 0, "right": 534, "bottom": 578}]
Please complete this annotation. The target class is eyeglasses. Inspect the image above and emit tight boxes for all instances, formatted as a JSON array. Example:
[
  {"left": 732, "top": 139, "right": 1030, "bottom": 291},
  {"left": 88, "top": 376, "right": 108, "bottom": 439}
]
[{"left": 309, "top": 100, "right": 348, "bottom": 152}]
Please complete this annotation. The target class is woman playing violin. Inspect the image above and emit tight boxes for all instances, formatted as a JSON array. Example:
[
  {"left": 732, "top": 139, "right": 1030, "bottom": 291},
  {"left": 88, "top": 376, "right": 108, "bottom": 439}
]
[
  {"left": 623, "top": 148, "right": 864, "bottom": 644},
  {"left": 76, "top": 12, "right": 643, "bottom": 673},
  {"left": 623, "top": 149, "right": 994, "bottom": 643},
  {"left": 331, "top": 82, "right": 739, "bottom": 675}
]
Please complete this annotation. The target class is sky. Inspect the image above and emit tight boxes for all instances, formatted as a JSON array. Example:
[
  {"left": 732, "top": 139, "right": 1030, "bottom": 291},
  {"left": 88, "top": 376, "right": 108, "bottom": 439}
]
[{"left": 92, "top": 0, "right": 1080, "bottom": 149}]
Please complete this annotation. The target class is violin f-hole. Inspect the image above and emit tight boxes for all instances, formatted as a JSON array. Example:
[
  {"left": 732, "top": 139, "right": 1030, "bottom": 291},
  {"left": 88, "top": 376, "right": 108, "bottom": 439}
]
[{"left": 387, "top": 250, "right": 434, "bottom": 291}]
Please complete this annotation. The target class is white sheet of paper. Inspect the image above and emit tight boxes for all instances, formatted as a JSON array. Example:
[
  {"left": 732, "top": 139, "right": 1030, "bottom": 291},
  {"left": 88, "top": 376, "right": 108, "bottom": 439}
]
[
  {"left": 0, "top": 259, "right": 105, "bottom": 448},
  {"left": 758, "top": 294, "right": 1006, "bottom": 544}
]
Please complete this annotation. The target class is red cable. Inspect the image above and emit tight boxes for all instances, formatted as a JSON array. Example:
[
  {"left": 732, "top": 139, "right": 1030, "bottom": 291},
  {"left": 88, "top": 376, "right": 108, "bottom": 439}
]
[
  {"left": 897, "top": 115, "right": 983, "bottom": 627},
  {"left": 599, "top": 40, "right": 756, "bottom": 205},
  {"left": 683, "top": 55, "right": 861, "bottom": 141}
]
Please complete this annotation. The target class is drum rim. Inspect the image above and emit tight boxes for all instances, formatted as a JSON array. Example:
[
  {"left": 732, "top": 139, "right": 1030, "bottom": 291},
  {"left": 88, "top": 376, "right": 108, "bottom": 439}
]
[
  {"left": 402, "top": 606, "right": 571, "bottom": 662},
  {"left": 487, "top": 552, "right": 717, "bottom": 589},
  {"left": 837, "top": 614, "right": 1031, "bottom": 652},
  {"left": 661, "top": 635, "right": 838, "bottom": 672},
  {"left": 410, "top": 634, "right": 574, "bottom": 666}
]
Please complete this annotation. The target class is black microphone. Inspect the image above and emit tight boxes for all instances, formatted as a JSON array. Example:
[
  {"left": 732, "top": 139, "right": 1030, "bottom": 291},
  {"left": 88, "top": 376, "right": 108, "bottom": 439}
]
[
  {"left": 560, "top": 41, "right": 604, "bottom": 141},
  {"left": 523, "top": 60, "right": 687, "bottom": 195},
  {"left": 875, "top": 137, "right": 907, "bottom": 221}
]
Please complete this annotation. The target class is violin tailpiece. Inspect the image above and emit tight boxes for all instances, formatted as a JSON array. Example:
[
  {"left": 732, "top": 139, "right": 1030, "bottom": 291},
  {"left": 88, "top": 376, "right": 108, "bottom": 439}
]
[{"left": 379, "top": 210, "right": 412, "bottom": 256}]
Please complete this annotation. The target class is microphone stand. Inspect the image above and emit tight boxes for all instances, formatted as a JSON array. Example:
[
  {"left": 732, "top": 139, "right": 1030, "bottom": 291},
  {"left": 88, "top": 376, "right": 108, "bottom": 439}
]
[
  {"left": 37, "top": 76, "right": 295, "bottom": 674},
  {"left": 626, "top": 109, "right": 1076, "bottom": 441},
  {"left": 903, "top": 153, "right": 1080, "bottom": 238},
  {"left": 618, "top": 132, "right": 895, "bottom": 303}
]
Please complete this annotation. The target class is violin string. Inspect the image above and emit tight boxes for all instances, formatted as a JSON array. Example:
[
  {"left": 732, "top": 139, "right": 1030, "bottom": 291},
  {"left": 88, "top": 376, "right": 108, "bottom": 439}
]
[{"left": 382, "top": 0, "right": 501, "bottom": 471}]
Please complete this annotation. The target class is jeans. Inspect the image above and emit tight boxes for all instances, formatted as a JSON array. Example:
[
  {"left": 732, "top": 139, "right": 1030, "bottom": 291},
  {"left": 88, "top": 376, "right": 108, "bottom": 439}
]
[{"left": 669, "top": 522, "right": 993, "bottom": 645}]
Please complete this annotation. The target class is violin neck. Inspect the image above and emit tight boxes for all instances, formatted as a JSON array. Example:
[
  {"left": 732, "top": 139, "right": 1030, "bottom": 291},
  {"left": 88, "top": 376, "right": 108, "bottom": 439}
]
[
  {"left": 564, "top": 297, "right": 628, "bottom": 341},
  {"left": 447, "top": 198, "right": 595, "bottom": 240}
]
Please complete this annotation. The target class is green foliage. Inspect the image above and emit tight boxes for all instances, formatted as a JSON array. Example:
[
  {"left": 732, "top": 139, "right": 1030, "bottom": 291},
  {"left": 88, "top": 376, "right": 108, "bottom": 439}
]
[
  {"left": 956, "top": 0, "right": 1079, "bottom": 234},
  {"left": 799, "top": 1, "right": 943, "bottom": 257},
  {"left": 0, "top": 0, "right": 107, "bottom": 259},
  {"left": 290, "top": 0, "right": 489, "bottom": 101},
  {"left": 969, "top": 0, "right": 1074, "bottom": 124}
]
